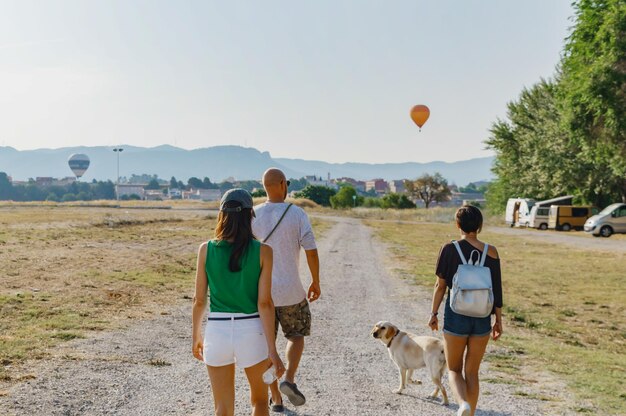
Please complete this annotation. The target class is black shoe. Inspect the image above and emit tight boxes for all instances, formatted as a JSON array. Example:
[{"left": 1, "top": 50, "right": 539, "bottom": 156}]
[
  {"left": 279, "top": 381, "right": 306, "bottom": 406},
  {"left": 269, "top": 399, "right": 284, "bottom": 413}
]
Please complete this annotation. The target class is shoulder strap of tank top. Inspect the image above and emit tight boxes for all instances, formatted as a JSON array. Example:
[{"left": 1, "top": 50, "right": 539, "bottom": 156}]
[{"left": 262, "top": 203, "right": 293, "bottom": 243}]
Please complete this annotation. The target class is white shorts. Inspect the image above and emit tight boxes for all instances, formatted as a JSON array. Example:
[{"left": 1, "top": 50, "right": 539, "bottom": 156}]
[{"left": 203, "top": 312, "right": 269, "bottom": 368}]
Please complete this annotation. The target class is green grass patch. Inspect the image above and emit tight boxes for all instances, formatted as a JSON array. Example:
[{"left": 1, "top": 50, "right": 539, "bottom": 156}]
[
  {"left": 513, "top": 391, "right": 558, "bottom": 401},
  {"left": 0, "top": 292, "right": 108, "bottom": 366}
]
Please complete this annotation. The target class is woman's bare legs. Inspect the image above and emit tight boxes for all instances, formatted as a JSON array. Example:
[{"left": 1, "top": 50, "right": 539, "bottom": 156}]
[
  {"left": 244, "top": 359, "right": 271, "bottom": 416},
  {"left": 444, "top": 333, "right": 469, "bottom": 406},
  {"left": 444, "top": 333, "right": 490, "bottom": 415},
  {"left": 207, "top": 364, "right": 236, "bottom": 416},
  {"left": 465, "top": 335, "right": 490, "bottom": 416}
]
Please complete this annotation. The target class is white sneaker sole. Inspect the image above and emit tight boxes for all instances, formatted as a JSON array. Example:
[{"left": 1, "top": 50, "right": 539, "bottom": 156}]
[{"left": 457, "top": 402, "right": 471, "bottom": 416}]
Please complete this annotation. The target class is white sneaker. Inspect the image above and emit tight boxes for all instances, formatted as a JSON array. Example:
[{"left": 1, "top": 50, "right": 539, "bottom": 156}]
[{"left": 457, "top": 401, "right": 471, "bottom": 416}]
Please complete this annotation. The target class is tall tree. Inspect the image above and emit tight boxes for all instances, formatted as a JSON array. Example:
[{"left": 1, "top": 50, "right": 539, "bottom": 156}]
[
  {"left": 0, "top": 172, "right": 13, "bottom": 200},
  {"left": 329, "top": 186, "right": 361, "bottom": 209},
  {"left": 485, "top": 79, "right": 576, "bottom": 210},
  {"left": 187, "top": 177, "right": 204, "bottom": 189},
  {"left": 560, "top": 0, "right": 626, "bottom": 204},
  {"left": 485, "top": 0, "right": 626, "bottom": 210},
  {"left": 203, "top": 177, "right": 220, "bottom": 189},
  {"left": 145, "top": 179, "right": 161, "bottom": 190},
  {"left": 404, "top": 173, "right": 451, "bottom": 208}
]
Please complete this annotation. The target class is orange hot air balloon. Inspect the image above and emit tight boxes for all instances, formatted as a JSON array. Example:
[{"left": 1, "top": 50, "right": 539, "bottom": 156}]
[{"left": 410, "top": 105, "right": 430, "bottom": 131}]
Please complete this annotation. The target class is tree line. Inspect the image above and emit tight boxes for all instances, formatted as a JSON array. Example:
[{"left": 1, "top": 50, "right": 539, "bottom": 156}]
[
  {"left": 293, "top": 172, "right": 452, "bottom": 209},
  {"left": 0, "top": 173, "right": 115, "bottom": 202},
  {"left": 486, "top": 0, "right": 626, "bottom": 211},
  {"left": 0, "top": 172, "right": 310, "bottom": 202},
  {"left": 2, "top": 170, "right": 456, "bottom": 208}
]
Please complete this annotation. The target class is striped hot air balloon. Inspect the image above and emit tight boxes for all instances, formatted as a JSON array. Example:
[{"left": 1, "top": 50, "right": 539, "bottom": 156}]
[{"left": 68, "top": 153, "right": 90, "bottom": 178}]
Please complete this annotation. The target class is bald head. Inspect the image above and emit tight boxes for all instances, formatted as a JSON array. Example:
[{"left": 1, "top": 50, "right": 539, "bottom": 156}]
[
  {"left": 262, "top": 168, "right": 288, "bottom": 202},
  {"left": 262, "top": 168, "right": 286, "bottom": 187}
]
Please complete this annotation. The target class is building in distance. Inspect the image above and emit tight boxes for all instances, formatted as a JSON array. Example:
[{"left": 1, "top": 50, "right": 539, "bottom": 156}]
[
  {"left": 332, "top": 177, "right": 365, "bottom": 192},
  {"left": 183, "top": 188, "right": 221, "bottom": 201},
  {"left": 365, "top": 179, "right": 388, "bottom": 196},
  {"left": 388, "top": 180, "right": 406, "bottom": 194}
]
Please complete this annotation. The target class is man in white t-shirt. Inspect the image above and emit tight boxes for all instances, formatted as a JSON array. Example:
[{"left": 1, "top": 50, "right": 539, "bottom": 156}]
[{"left": 252, "top": 168, "right": 320, "bottom": 411}]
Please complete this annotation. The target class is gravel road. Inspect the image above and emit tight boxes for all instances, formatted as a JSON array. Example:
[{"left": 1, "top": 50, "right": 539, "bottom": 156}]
[
  {"left": 2, "top": 217, "right": 559, "bottom": 415},
  {"left": 487, "top": 226, "right": 626, "bottom": 253}
]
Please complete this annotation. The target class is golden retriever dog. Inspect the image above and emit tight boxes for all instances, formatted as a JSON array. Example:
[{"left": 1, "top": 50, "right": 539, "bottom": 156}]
[{"left": 371, "top": 321, "right": 448, "bottom": 405}]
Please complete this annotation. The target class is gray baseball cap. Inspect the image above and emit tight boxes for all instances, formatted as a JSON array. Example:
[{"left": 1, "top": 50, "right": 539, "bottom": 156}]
[{"left": 220, "top": 188, "right": 254, "bottom": 212}]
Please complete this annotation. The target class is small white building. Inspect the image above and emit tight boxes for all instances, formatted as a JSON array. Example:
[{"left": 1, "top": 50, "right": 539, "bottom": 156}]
[
  {"left": 305, "top": 174, "right": 336, "bottom": 189},
  {"left": 168, "top": 188, "right": 183, "bottom": 199},
  {"left": 183, "top": 188, "right": 221, "bottom": 201},
  {"left": 144, "top": 190, "right": 165, "bottom": 201}
]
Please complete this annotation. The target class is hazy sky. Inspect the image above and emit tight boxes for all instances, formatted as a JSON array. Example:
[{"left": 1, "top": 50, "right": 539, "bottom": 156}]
[{"left": 0, "top": 0, "right": 573, "bottom": 163}]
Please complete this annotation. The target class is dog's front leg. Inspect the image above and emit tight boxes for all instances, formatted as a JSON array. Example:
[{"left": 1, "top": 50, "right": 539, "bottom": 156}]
[{"left": 393, "top": 367, "right": 407, "bottom": 394}]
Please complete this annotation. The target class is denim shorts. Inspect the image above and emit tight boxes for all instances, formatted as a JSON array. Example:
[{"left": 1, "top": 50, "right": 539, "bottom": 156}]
[{"left": 443, "top": 297, "right": 492, "bottom": 337}]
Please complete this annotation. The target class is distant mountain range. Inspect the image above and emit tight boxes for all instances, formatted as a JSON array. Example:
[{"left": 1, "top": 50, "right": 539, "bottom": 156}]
[{"left": 0, "top": 145, "right": 494, "bottom": 185}]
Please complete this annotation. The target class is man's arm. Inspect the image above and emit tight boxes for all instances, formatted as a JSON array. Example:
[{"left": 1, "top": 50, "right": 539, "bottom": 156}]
[{"left": 305, "top": 249, "right": 320, "bottom": 302}]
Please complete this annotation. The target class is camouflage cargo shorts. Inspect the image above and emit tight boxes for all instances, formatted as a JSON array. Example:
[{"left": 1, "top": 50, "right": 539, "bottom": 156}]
[{"left": 275, "top": 299, "right": 311, "bottom": 338}]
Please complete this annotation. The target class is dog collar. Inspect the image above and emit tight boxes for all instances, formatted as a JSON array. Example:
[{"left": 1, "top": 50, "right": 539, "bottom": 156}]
[{"left": 386, "top": 331, "right": 401, "bottom": 348}]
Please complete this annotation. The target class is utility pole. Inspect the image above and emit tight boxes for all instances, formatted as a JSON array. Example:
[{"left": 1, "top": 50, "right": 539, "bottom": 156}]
[{"left": 113, "top": 147, "right": 124, "bottom": 201}]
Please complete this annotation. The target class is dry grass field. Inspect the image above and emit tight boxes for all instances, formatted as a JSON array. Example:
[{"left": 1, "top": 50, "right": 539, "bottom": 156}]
[
  {"left": 366, "top": 218, "right": 626, "bottom": 414},
  {"left": 0, "top": 205, "right": 330, "bottom": 386},
  {"left": 2, "top": 202, "right": 624, "bottom": 413}
]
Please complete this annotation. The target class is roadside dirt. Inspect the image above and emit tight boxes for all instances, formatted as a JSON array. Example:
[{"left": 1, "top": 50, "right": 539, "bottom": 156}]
[
  {"left": 322, "top": 213, "right": 626, "bottom": 254},
  {"left": 1, "top": 216, "right": 571, "bottom": 415},
  {"left": 487, "top": 226, "right": 626, "bottom": 253}
]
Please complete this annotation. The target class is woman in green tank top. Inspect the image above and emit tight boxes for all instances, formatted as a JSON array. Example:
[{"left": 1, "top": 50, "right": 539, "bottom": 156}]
[{"left": 192, "top": 189, "right": 285, "bottom": 416}]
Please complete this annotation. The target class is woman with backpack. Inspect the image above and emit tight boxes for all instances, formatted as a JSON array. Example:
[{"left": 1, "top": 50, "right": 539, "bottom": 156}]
[
  {"left": 428, "top": 205, "right": 503, "bottom": 416},
  {"left": 192, "top": 188, "right": 285, "bottom": 416}
]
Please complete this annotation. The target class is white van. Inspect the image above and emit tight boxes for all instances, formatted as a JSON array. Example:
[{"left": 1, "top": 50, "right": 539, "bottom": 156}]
[
  {"left": 584, "top": 203, "right": 626, "bottom": 237},
  {"left": 505, "top": 198, "right": 534, "bottom": 227},
  {"left": 528, "top": 205, "right": 550, "bottom": 230}
]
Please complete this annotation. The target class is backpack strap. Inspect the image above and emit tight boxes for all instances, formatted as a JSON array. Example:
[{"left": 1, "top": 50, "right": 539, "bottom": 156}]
[
  {"left": 479, "top": 243, "right": 489, "bottom": 266},
  {"left": 262, "top": 203, "right": 293, "bottom": 243},
  {"left": 451, "top": 241, "right": 467, "bottom": 265}
]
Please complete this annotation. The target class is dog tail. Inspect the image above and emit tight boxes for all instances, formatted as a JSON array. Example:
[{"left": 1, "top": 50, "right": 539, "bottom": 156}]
[
  {"left": 439, "top": 347, "right": 446, "bottom": 379},
  {"left": 439, "top": 347, "right": 446, "bottom": 364}
]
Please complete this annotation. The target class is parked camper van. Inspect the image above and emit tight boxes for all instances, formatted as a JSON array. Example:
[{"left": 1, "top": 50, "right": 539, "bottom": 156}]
[
  {"left": 548, "top": 205, "right": 598, "bottom": 231},
  {"left": 529, "top": 206, "right": 550, "bottom": 230},
  {"left": 505, "top": 198, "right": 534, "bottom": 227},
  {"left": 584, "top": 203, "right": 626, "bottom": 237},
  {"left": 507, "top": 195, "right": 573, "bottom": 228},
  {"left": 524, "top": 195, "right": 573, "bottom": 229}
]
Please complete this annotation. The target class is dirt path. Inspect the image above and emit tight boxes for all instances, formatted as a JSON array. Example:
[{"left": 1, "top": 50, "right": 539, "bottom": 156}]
[{"left": 2, "top": 217, "right": 558, "bottom": 415}]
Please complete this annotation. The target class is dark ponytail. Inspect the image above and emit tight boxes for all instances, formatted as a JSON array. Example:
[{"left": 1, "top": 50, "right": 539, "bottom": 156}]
[{"left": 214, "top": 200, "right": 255, "bottom": 272}]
